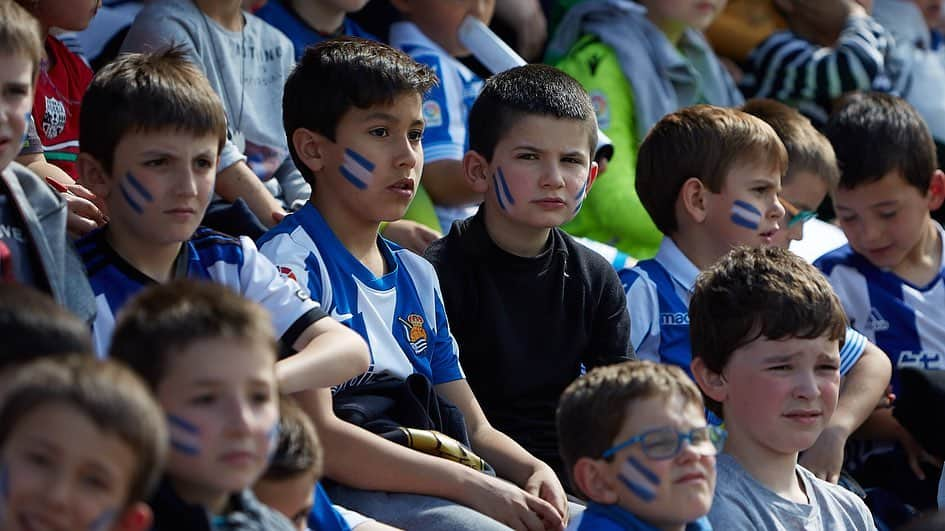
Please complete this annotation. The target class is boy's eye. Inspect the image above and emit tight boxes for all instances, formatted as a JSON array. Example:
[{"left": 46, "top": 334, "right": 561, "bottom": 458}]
[
  {"left": 369, "top": 127, "right": 389, "bottom": 138},
  {"left": 25, "top": 450, "right": 52, "bottom": 467},
  {"left": 408, "top": 129, "right": 424, "bottom": 142},
  {"left": 767, "top": 364, "right": 790, "bottom": 371},
  {"left": 879, "top": 211, "right": 897, "bottom": 219},
  {"left": 561, "top": 156, "right": 584, "bottom": 165},
  {"left": 818, "top": 363, "right": 840, "bottom": 372},
  {"left": 250, "top": 391, "right": 272, "bottom": 404},
  {"left": 516, "top": 153, "right": 538, "bottom": 160},
  {"left": 81, "top": 473, "right": 111, "bottom": 491},
  {"left": 194, "top": 157, "right": 214, "bottom": 169},
  {"left": 144, "top": 158, "right": 167, "bottom": 167},
  {"left": 189, "top": 393, "right": 216, "bottom": 406}
]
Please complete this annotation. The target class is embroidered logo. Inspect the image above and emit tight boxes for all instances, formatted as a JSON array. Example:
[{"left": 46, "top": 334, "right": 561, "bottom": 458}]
[
  {"left": 422, "top": 100, "right": 442, "bottom": 128},
  {"left": 865, "top": 307, "right": 890, "bottom": 332},
  {"left": 659, "top": 312, "right": 689, "bottom": 326},
  {"left": 42, "top": 96, "right": 66, "bottom": 140},
  {"left": 277, "top": 266, "right": 297, "bottom": 282},
  {"left": 398, "top": 314, "right": 428, "bottom": 355},
  {"left": 590, "top": 90, "right": 610, "bottom": 130}
]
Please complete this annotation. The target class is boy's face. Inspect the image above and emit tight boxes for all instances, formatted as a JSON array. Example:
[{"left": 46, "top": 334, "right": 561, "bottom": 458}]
[
  {"left": 156, "top": 337, "right": 279, "bottom": 507},
  {"left": 834, "top": 169, "right": 944, "bottom": 271},
  {"left": 392, "top": 0, "right": 495, "bottom": 56},
  {"left": 597, "top": 394, "right": 716, "bottom": 527},
  {"left": 35, "top": 0, "right": 101, "bottom": 31},
  {"left": 313, "top": 0, "right": 371, "bottom": 14},
  {"left": 253, "top": 471, "right": 316, "bottom": 531},
  {"left": 641, "top": 0, "right": 727, "bottom": 32},
  {"left": 0, "top": 52, "right": 34, "bottom": 171},
  {"left": 771, "top": 170, "right": 828, "bottom": 249},
  {"left": 471, "top": 114, "right": 597, "bottom": 231},
  {"left": 0, "top": 403, "right": 143, "bottom": 531},
  {"left": 85, "top": 129, "right": 218, "bottom": 250},
  {"left": 701, "top": 161, "right": 785, "bottom": 256},
  {"left": 307, "top": 92, "right": 425, "bottom": 225},
  {"left": 912, "top": 0, "right": 942, "bottom": 28},
  {"left": 712, "top": 335, "right": 840, "bottom": 459}
]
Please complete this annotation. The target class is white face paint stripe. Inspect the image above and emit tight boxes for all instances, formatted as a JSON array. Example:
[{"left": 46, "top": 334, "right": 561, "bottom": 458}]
[
  {"left": 731, "top": 200, "right": 762, "bottom": 230},
  {"left": 341, "top": 149, "right": 375, "bottom": 189}
]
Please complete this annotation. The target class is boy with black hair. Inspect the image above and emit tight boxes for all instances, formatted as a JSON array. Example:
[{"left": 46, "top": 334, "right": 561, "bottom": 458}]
[
  {"left": 690, "top": 246, "right": 875, "bottom": 529},
  {"left": 259, "top": 38, "right": 569, "bottom": 530},
  {"left": 424, "top": 63, "right": 632, "bottom": 484}
]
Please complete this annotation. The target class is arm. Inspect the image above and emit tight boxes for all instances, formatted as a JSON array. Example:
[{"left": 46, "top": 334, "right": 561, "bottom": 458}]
[
  {"left": 493, "top": 0, "right": 548, "bottom": 62},
  {"left": 421, "top": 159, "right": 482, "bottom": 207},
  {"left": 216, "top": 159, "right": 287, "bottom": 228},
  {"left": 277, "top": 316, "right": 370, "bottom": 392},
  {"left": 853, "top": 406, "right": 943, "bottom": 480}
]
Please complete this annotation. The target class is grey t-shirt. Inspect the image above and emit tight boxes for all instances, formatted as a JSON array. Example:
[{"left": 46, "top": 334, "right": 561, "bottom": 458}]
[{"left": 709, "top": 454, "right": 876, "bottom": 531}]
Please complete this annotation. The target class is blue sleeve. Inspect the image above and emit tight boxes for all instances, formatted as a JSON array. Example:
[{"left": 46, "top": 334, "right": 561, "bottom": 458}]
[
  {"left": 621, "top": 267, "right": 660, "bottom": 361},
  {"left": 307, "top": 483, "right": 350, "bottom": 531},
  {"left": 429, "top": 288, "right": 464, "bottom": 384},
  {"left": 410, "top": 53, "right": 465, "bottom": 163}
]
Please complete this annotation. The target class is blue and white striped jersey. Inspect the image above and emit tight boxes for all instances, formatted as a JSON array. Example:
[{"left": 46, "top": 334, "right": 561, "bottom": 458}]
[
  {"left": 257, "top": 204, "right": 465, "bottom": 391},
  {"left": 815, "top": 223, "right": 945, "bottom": 394},
  {"left": 623, "top": 237, "right": 865, "bottom": 376},
  {"left": 79, "top": 227, "right": 326, "bottom": 355}
]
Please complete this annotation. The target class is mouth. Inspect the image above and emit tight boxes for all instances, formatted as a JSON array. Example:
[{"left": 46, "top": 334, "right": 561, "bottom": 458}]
[
  {"left": 220, "top": 449, "right": 258, "bottom": 465},
  {"left": 533, "top": 197, "right": 567, "bottom": 208},
  {"left": 783, "top": 410, "right": 822, "bottom": 424},
  {"left": 759, "top": 228, "right": 778, "bottom": 241},
  {"left": 674, "top": 471, "right": 707, "bottom": 484},
  {"left": 387, "top": 178, "right": 415, "bottom": 193},
  {"left": 18, "top": 512, "right": 66, "bottom": 531}
]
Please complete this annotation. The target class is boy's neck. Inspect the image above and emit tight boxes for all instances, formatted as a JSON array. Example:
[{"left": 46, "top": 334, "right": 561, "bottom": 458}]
[
  {"left": 892, "top": 217, "right": 943, "bottom": 285},
  {"left": 668, "top": 229, "right": 722, "bottom": 271},
  {"left": 287, "top": 0, "right": 345, "bottom": 35},
  {"left": 105, "top": 227, "right": 183, "bottom": 283},
  {"left": 193, "top": 0, "right": 244, "bottom": 31},
  {"left": 723, "top": 430, "right": 808, "bottom": 504},
  {"left": 648, "top": 17, "right": 686, "bottom": 46},
  {"left": 482, "top": 205, "right": 552, "bottom": 257},
  {"left": 311, "top": 196, "right": 387, "bottom": 276},
  {"left": 170, "top": 476, "right": 231, "bottom": 515}
]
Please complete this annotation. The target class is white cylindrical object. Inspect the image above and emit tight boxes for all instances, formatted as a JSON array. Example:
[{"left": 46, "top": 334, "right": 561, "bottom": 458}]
[{"left": 457, "top": 16, "right": 526, "bottom": 74}]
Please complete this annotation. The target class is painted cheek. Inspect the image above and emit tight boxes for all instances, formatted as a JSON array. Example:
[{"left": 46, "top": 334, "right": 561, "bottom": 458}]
[
  {"left": 573, "top": 177, "right": 589, "bottom": 214},
  {"left": 730, "top": 200, "right": 762, "bottom": 230},
  {"left": 618, "top": 456, "right": 661, "bottom": 502},
  {"left": 340, "top": 148, "right": 375, "bottom": 190},
  {"left": 119, "top": 173, "right": 153, "bottom": 215},
  {"left": 87, "top": 509, "right": 117, "bottom": 531},
  {"left": 166, "top": 414, "right": 202, "bottom": 456},
  {"left": 492, "top": 167, "right": 515, "bottom": 212},
  {"left": 21, "top": 112, "right": 30, "bottom": 144}
]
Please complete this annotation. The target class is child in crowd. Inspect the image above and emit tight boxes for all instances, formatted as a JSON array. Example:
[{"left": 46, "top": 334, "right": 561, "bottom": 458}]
[
  {"left": 557, "top": 361, "right": 722, "bottom": 530},
  {"left": 255, "top": 0, "right": 377, "bottom": 62},
  {"left": 75, "top": 48, "right": 369, "bottom": 392},
  {"left": 0, "top": 0, "right": 96, "bottom": 320},
  {"left": 258, "top": 38, "right": 569, "bottom": 530},
  {"left": 690, "top": 246, "right": 876, "bottom": 529},
  {"left": 424, "top": 63, "right": 633, "bottom": 484},
  {"left": 0, "top": 355, "right": 167, "bottom": 531},
  {"left": 817, "top": 92, "right": 945, "bottom": 509},
  {"left": 388, "top": 0, "right": 496, "bottom": 233},
  {"left": 108, "top": 280, "right": 295, "bottom": 530},
  {"left": 545, "top": 0, "right": 743, "bottom": 259},
  {"left": 621, "top": 105, "right": 889, "bottom": 477}
]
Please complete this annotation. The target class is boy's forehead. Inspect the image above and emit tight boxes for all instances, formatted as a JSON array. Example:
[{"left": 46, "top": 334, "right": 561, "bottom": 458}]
[
  {"left": 345, "top": 93, "right": 424, "bottom": 124},
  {"left": 619, "top": 392, "right": 702, "bottom": 433},
  {"left": 497, "top": 114, "right": 594, "bottom": 154},
  {"left": 0, "top": 51, "right": 36, "bottom": 85}
]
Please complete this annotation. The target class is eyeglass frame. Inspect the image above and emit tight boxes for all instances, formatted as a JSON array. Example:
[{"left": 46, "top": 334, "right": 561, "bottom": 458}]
[
  {"left": 601, "top": 425, "right": 727, "bottom": 461},
  {"left": 779, "top": 195, "right": 817, "bottom": 228}
]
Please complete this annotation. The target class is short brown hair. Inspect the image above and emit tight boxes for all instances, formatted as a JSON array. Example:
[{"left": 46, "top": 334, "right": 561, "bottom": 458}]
[
  {"left": 260, "top": 395, "right": 322, "bottom": 481},
  {"left": 109, "top": 280, "right": 277, "bottom": 390},
  {"left": 689, "top": 246, "right": 847, "bottom": 417},
  {"left": 556, "top": 361, "right": 704, "bottom": 489},
  {"left": 742, "top": 98, "right": 839, "bottom": 189},
  {"left": 0, "top": 0, "right": 42, "bottom": 79},
  {"left": 80, "top": 46, "right": 228, "bottom": 175},
  {"left": 636, "top": 105, "right": 787, "bottom": 235},
  {"left": 0, "top": 356, "right": 167, "bottom": 506}
]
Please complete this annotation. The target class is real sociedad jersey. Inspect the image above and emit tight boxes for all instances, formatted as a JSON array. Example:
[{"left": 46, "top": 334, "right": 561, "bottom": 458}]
[
  {"left": 255, "top": 0, "right": 377, "bottom": 62},
  {"left": 623, "top": 237, "right": 865, "bottom": 375},
  {"left": 815, "top": 223, "right": 945, "bottom": 394},
  {"left": 257, "top": 203, "right": 465, "bottom": 390},
  {"left": 79, "top": 227, "right": 326, "bottom": 355}
]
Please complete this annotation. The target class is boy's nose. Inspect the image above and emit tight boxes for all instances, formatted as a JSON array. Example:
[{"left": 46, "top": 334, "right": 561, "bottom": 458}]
[{"left": 769, "top": 197, "right": 786, "bottom": 219}]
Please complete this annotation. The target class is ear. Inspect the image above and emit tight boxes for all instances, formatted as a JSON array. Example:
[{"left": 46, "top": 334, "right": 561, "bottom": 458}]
[
  {"left": 926, "top": 170, "right": 945, "bottom": 211},
  {"left": 690, "top": 357, "right": 727, "bottom": 405},
  {"left": 680, "top": 177, "right": 709, "bottom": 224},
  {"left": 291, "top": 128, "right": 330, "bottom": 175},
  {"left": 584, "top": 161, "right": 600, "bottom": 193},
  {"left": 77, "top": 153, "right": 112, "bottom": 199},
  {"left": 113, "top": 502, "right": 153, "bottom": 531},
  {"left": 462, "top": 150, "right": 491, "bottom": 194},
  {"left": 572, "top": 457, "right": 620, "bottom": 505}
]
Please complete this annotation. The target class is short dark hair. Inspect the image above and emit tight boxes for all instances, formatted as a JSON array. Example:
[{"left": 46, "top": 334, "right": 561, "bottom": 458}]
[
  {"left": 0, "top": 356, "right": 167, "bottom": 506},
  {"left": 825, "top": 92, "right": 937, "bottom": 193},
  {"left": 0, "top": 0, "right": 43, "bottom": 79},
  {"left": 468, "top": 64, "right": 598, "bottom": 161},
  {"left": 742, "top": 98, "right": 839, "bottom": 189},
  {"left": 689, "top": 246, "right": 847, "bottom": 417},
  {"left": 556, "top": 361, "right": 703, "bottom": 492},
  {"left": 637, "top": 105, "right": 787, "bottom": 235},
  {"left": 0, "top": 283, "right": 93, "bottom": 372},
  {"left": 260, "top": 395, "right": 322, "bottom": 482},
  {"left": 283, "top": 38, "right": 437, "bottom": 185},
  {"left": 80, "top": 46, "right": 228, "bottom": 175},
  {"left": 109, "top": 280, "right": 276, "bottom": 390}
]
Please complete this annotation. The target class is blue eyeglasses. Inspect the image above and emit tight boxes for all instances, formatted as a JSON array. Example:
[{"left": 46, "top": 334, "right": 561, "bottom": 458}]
[
  {"left": 602, "top": 425, "right": 727, "bottom": 461},
  {"left": 780, "top": 196, "right": 817, "bottom": 228}
]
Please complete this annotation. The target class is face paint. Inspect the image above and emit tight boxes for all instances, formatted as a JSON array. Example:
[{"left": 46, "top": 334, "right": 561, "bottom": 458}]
[
  {"left": 617, "top": 456, "right": 660, "bottom": 502},
  {"left": 730, "top": 199, "right": 762, "bottom": 230},
  {"left": 119, "top": 172, "right": 153, "bottom": 214},
  {"left": 166, "top": 414, "right": 201, "bottom": 456},
  {"left": 574, "top": 177, "right": 588, "bottom": 213},
  {"left": 492, "top": 167, "right": 515, "bottom": 211},
  {"left": 87, "top": 509, "right": 117, "bottom": 531},
  {"left": 340, "top": 148, "right": 375, "bottom": 190}
]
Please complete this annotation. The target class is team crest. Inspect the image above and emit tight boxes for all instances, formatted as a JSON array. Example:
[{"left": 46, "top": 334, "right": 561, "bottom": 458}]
[
  {"left": 42, "top": 96, "right": 66, "bottom": 140},
  {"left": 398, "top": 314, "right": 428, "bottom": 355},
  {"left": 277, "top": 265, "right": 297, "bottom": 282},
  {"left": 590, "top": 90, "right": 610, "bottom": 130},
  {"left": 422, "top": 100, "right": 442, "bottom": 128}
]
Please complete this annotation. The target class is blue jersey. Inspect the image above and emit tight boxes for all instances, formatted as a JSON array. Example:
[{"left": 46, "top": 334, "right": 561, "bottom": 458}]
[
  {"left": 623, "top": 237, "right": 865, "bottom": 375},
  {"left": 307, "top": 482, "right": 350, "bottom": 531},
  {"left": 79, "top": 227, "right": 325, "bottom": 355},
  {"left": 257, "top": 204, "right": 465, "bottom": 390},
  {"left": 567, "top": 503, "right": 712, "bottom": 531},
  {"left": 255, "top": 0, "right": 377, "bottom": 62},
  {"left": 815, "top": 223, "right": 945, "bottom": 395}
]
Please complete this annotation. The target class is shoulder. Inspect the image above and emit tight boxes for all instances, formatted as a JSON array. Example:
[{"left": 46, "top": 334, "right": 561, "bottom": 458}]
[
  {"left": 423, "top": 219, "right": 471, "bottom": 266},
  {"left": 799, "top": 467, "right": 873, "bottom": 522},
  {"left": 561, "top": 231, "right": 624, "bottom": 284},
  {"left": 813, "top": 244, "right": 862, "bottom": 275}
]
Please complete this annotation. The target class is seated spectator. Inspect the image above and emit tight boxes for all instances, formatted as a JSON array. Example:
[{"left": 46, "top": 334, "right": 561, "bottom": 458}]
[{"left": 256, "top": 0, "right": 377, "bottom": 62}]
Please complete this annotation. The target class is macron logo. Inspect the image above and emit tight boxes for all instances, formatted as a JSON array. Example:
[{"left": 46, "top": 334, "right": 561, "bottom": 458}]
[{"left": 660, "top": 312, "right": 689, "bottom": 326}]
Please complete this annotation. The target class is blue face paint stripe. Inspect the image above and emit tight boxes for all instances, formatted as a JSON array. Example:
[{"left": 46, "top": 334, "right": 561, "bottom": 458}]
[
  {"left": 731, "top": 213, "right": 760, "bottom": 230},
  {"left": 492, "top": 173, "right": 507, "bottom": 211},
  {"left": 626, "top": 456, "right": 660, "bottom": 485},
  {"left": 119, "top": 183, "right": 143, "bottom": 214},
  {"left": 167, "top": 414, "right": 199, "bottom": 434},
  {"left": 340, "top": 166, "right": 368, "bottom": 190},
  {"left": 125, "top": 173, "right": 153, "bottom": 202},
  {"left": 575, "top": 178, "right": 588, "bottom": 201},
  {"left": 88, "top": 509, "right": 117, "bottom": 531},
  {"left": 618, "top": 474, "right": 655, "bottom": 502},
  {"left": 170, "top": 440, "right": 201, "bottom": 456},
  {"left": 496, "top": 168, "right": 515, "bottom": 205},
  {"left": 345, "top": 148, "right": 375, "bottom": 171}
]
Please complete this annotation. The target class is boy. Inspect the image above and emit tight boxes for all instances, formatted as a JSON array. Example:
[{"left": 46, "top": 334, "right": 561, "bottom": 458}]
[
  {"left": 108, "top": 280, "right": 295, "bottom": 530},
  {"left": 388, "top": 0, "right": 495, "bottom": 233},
  {"left": 690, "top": 246, "right": 876, "bottom": 529},
  {"left": 545, "top": 0, "right": 743, "bottom": 259},
  {"left": 75, "top": 48, "right": 369, "bottom": 392},
  {"left": 0, "top": 0, "right": 95, "bottom": 321},
  {"left": 622, "top": 104, "right": 890, "bottom": 480},
  {"left": 255, "top": 0, "right": 377, "bottom": 62},
  {"left": 258, "top": 38, "right": 569, "bottom": 530},
  {"left": 423, "top": 63, "right": 633, "bottom": 484},
  {"left": 817, "top": 92, "right": 945, "bottom": 508},
  {"left": 557, "top": 361, "right": 722, "bottom": 530},
  {"left": 0, "top": 355, "right": 167, "bottom": 531}
]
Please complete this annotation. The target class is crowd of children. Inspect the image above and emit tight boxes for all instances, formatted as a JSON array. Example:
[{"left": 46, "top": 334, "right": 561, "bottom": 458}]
[{"left": 4, "top": 0, "right": 945, "bottom": 529}]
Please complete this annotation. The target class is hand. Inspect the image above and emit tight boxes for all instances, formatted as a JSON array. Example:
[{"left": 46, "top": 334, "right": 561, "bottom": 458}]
[
  {"left": 272, "top": 210, "right": 287, "bottom": 224},
  {"left": 897, "top": 428, "right": 943, "bottom": 480},
  {"left": 381, "top": 219, "right": 442, "bottom": 255},
  {"left": 494, "top": 0, "right": 548, "bottom": 61},
  {"left": 876, "top": 385, "right": 896, "bottom": 409},
  {"left": 799, "top": 425, "right": 848, "bottom": 483},
  {"left": 468, "top": 475, "right": 565, "bottom": 531},
  {"left": 61, "top": 183, "right": 108, "bottom": 238},
  {"left": 523, "top": 464, "right": 569, "bottom": 524}
]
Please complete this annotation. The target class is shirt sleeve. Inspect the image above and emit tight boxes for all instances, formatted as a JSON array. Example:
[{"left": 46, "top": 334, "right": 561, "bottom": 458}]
[
  {"left": 18, "top": 115, "right": 43, "bottom": 155},
  {"left": 429, "top": 281, "right": 465, "bottom": 384},
  {"left": 839, "top": 327, "right": 866, "bottom": 376},
  {"left": 411, "top": 53, "right": 465, "bottom": 163},
  {"left": 620, "top": 267, "right": 660, "bottom": 361}
]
